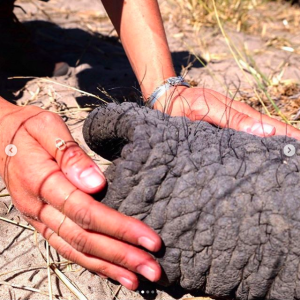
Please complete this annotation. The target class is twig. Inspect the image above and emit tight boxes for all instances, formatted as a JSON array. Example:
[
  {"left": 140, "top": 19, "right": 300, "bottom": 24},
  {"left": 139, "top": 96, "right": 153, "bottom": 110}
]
[
  {"left": 0, "top": 193, "right": 10, "bottom": 197},
  {"left": 46, "top": 241, "right": 53, "bottom": 300},
  {"left": 0, "top": 217, "right": 34, "bottom": 231},
  {"left": 0, "top": 266, "right": 46, "bottom": 277},
  {"left": 34, "top": 232, "right": 89, "bottom": 300},
  {"left": 0, "top": 281, "right": 65, "bottom": 299},
  {"left": 112, "top": 285, "right": 121, "bottom": 300},
  {"left": 9, "top": 77, "right": 108, "bottom": 104},
  {"left": 7, "top": 202, "right": 14, "bottom": 214},
  {"left": 50, "top": 265, "right": 88, "bottom": 300}
]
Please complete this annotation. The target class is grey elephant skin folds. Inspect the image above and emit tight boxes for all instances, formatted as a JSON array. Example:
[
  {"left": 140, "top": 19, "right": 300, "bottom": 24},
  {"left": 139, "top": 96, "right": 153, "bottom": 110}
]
[{"left": 83, "top": 102, "right": 300, "bottom": 300}]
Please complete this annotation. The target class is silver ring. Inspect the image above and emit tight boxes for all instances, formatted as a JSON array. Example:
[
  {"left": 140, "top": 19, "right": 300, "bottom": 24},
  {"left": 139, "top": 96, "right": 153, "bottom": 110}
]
[
  {"left": 55, "top": 138, "right": 78, "bottom": 151},
  {"left": 55, "top": 138, "right": 67, "bottom": 151}
]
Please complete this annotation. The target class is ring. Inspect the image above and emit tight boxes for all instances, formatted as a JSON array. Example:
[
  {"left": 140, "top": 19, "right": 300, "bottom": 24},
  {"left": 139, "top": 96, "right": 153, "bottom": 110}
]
[
  {"left": 57, "top": 215, "right": 66, "bottom": 237},
  {"left": 64, "top": 188, "right": 78, "bottom": 203},
  {"left": 61, "top": 188, "right": 78, "bottom": 214},
  {"left": 56, "top": 188, "right": 78, "bottom": 237},
  {"left": 47, "top": 230, "right": 55, "bottom": 241},
  {"left": 55, "top": 138, "right": 78, "bottom": 151}
]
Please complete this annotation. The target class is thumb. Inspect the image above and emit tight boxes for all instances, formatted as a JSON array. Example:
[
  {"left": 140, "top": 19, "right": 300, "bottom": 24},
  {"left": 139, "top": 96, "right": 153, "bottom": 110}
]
[
  {"left": 59, "top": 144, "right": 106, "bottom": 194},
  {"left": 24, "top": 109, "right": 106, "bottom": 194}
]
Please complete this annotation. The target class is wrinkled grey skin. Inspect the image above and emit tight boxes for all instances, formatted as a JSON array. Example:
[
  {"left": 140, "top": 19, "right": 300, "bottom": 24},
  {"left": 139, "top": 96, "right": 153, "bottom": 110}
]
[{"left": 83, "top": 102, "right": 300, "bottom": 300}]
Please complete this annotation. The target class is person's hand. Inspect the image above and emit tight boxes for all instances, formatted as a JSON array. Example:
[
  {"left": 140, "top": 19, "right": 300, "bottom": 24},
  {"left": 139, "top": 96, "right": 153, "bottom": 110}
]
[
  {"left": 154, "top": 86, "right": 300, "bottom": 139},
  {"left": 0, "top": 98, "right": 161, "bottom": 290}
]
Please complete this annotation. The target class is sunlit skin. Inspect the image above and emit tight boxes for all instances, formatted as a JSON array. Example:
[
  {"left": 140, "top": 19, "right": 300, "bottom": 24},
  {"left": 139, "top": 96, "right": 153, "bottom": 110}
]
[{"left": 0, "top": 0, "right": 300, "bottom": 291}]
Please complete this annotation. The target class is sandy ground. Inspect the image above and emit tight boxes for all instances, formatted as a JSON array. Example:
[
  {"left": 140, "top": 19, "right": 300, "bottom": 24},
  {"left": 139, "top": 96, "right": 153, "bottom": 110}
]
[{"left": 0, "top": 0, "right": 300, "bottom": 299}]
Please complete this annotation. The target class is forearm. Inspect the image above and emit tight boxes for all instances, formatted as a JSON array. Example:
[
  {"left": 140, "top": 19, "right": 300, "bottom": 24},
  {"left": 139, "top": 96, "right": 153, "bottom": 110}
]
[{"left": 101, "top": 0, "right": 176, "bottom": 98}]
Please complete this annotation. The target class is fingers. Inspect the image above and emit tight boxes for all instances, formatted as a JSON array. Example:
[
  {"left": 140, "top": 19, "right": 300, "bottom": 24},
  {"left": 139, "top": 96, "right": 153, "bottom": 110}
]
[
  {"left": 23, "top": 109, "right": 106, "bottom": 193},
  {"left": 199, "top": 89, "right": 300, "bottom": 140},
  {"left": 24, "top": 201, "right": 162, "bottom": 287},
  {"left": 228, "top": 99, "right": 300, "bottom": 139},
  {"left": 164, "top": 87, "right": 300, "bottom": 140},
  {"left": 186, "top": 89, "right": 276, "bottom": 137},
  {"left": 24, "top": 216, "right": 141, "bottom": 290},
  {"left": 46, "top": 206, "right": 160, "bottom": 280},
  {"left": 23, "top": 186, "right": 162, "bottom": 285},
  {"left": 38, "top": 169, "right": 161, "bottom": 253}
]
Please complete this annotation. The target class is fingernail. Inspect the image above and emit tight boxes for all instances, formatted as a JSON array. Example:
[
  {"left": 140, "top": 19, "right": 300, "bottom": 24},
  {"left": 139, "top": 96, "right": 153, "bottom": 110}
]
[
  {"left": 138, "top": 237, "right": 156, "bottom": 251},
  {"left": 137, "top": 265, "right": 156, "bottom": 282},
  {"left": 246, "top": 123, "right": 275, "bottom": 136},
  {"left": 79, "top": 166, "right": 105, "bottom": 188},
  {"left": 118, "top": 277, "right": 134, "bottom": 290}
]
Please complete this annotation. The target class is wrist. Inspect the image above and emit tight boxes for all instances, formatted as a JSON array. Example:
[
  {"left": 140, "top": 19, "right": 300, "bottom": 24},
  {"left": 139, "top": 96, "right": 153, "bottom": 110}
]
[
  {"left": 145, "top": 76, "right": 190, "bottom": 109},
  {"left": 141, "top": 70, "right": 177, "bottom": 98},
  {"left": 153, "top": 85, "right": 190, "bottom": 112}
]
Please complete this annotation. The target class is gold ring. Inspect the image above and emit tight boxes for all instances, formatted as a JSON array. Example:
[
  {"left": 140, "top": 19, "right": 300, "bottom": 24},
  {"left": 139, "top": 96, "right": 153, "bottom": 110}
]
[
  {"left": 56, "top": 188, "right": 77, "bottom": 237},
  {"left": 61, "top": 188, "right": 78, "bottom": 214},
  {"left": 47, "top": 230, "right": 55, "bottom": 241},
  {"left": 57, "top": 215, "right": 66, "bottom": 237}
]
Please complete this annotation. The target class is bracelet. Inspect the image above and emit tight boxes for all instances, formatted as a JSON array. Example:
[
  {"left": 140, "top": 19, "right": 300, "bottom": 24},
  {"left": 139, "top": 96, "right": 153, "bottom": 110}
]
[{"left": 145, "top": 76, "right": 190, "bottom": 108}]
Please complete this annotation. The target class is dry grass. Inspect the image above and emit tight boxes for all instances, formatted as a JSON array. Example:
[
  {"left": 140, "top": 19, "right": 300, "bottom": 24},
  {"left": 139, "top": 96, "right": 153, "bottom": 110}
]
[
  {"left": 162, "top": 0, "right": 300, "bottom": 125},
  {"left": 163, "top": 0, "right": 263, "bottom": 32},
  {"left": 164, "top": 0, "right": 300, "bottom": 33}
]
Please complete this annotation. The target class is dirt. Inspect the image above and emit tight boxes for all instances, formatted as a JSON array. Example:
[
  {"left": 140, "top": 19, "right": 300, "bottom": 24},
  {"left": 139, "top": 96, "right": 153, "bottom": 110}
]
[{"left": 0, "top": 0, "right": 299, "bottom": 299}]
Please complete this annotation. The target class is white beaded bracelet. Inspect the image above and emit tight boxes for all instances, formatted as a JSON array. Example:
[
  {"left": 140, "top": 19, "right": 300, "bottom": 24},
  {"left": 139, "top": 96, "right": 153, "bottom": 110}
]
[{"left": 145, "top": 76, "right": 190, "bottom": 108}]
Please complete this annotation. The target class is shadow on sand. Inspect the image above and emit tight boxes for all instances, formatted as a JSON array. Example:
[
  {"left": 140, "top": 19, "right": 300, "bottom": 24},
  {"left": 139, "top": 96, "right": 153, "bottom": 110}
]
[{"left": 0, "top": 20, "right": 205, "bottom": 106}]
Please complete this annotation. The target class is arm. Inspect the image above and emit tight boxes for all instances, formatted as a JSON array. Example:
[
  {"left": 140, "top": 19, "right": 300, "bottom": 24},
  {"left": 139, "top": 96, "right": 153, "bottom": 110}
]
[
  {"left": 101, "top": 0, "right": 176, "bottom": 97},
  {"left": 101, "top": 0, "right": 300, "bottom": 140}
]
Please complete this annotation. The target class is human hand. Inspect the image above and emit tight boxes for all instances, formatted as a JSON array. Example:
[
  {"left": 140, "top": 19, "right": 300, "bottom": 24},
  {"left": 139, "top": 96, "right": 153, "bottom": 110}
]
[
  {"left": 154, "top": 86, "right": 300, "bottom": 140},
  {"left": 0, "top": 98, "right": 161, "bottom": 290}
]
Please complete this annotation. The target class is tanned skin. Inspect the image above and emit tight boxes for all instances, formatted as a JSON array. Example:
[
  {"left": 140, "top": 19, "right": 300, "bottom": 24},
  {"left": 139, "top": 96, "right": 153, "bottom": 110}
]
[{"left": 0, "top": 0, "right": 299, "bottom": 290}]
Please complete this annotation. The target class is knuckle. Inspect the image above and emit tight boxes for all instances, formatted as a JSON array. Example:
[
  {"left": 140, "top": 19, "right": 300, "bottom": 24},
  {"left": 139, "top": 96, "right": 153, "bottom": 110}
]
[
  {"left": 63, "top": 147, "right": 86, "bottom": 169},
  {"left": 111, "top": 251, "right": 128, "bottom": 267},
  {"left": 73, "top": 206, "right": 93, "bottom": 229},
  {"left": 70, "top": 230, "right": 90, "bottom": 253},
  {"left": 26, "top": 110, "right": 64, "bottom": 134},
  {"left": 23, "top": 105, "right": 43, "bottom": 116},
  {"left": 39, "top": 111, "right": 62, "bottom": 125},
  {"left": 230, "top": 112, "right": 249, "bottom": 128},
  {"left": 95, "top": 263, "right": 109, "bottom": 275},
  {"left": 56, "top": 243, "right": 73, "bottom": 260},
  {"left": 114, "top": 221, "right": 131, "bottom": 241}
]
